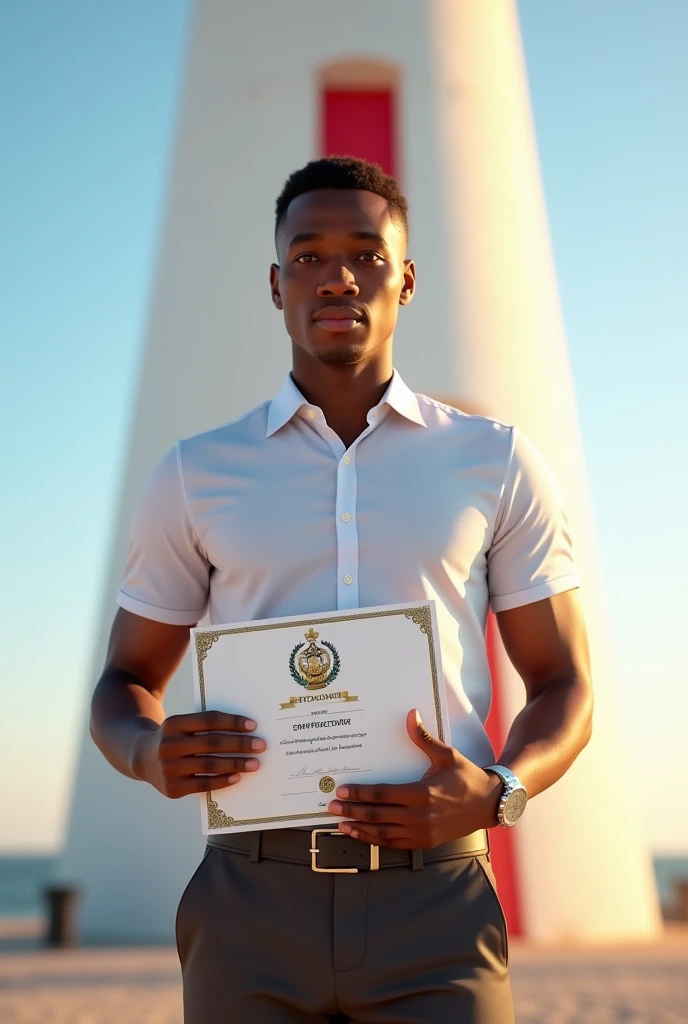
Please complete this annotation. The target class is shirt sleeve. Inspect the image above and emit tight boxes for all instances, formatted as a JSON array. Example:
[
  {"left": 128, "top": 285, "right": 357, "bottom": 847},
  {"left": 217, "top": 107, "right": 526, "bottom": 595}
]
[
  {"left": 488, "top": 428, "right": 580, "bottom": 613},
  {"left": 117, "top": 444, "right": 210, "bottom": 625}
]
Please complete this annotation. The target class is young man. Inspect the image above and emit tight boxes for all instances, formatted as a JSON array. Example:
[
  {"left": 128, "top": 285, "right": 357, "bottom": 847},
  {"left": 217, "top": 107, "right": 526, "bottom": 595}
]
[{"left": 91, "top": 157, "right": 593, "bottom": 1023}]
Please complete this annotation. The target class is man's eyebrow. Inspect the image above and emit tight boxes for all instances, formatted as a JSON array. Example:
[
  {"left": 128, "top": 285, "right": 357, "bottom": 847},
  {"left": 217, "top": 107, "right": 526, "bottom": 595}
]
[
  {"left": 286, "top": 230, "right": 391, "bottom": 249},
  {"left": 350, "top": 231, "right": 389, "bottom": 246},
  {"left": 287, "top": 232, "right": 324, "bottom": 248}
]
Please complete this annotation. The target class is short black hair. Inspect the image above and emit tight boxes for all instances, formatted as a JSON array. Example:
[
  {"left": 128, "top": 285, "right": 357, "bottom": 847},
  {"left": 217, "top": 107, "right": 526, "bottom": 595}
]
[{"left": 275, "top": 156, "right": 408, "bottom": 241}]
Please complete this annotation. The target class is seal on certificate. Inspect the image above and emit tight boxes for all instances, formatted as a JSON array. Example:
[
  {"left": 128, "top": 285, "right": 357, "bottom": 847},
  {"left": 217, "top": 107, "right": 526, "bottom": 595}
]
[
  {"left": 289, "top": 628, "right": 340, "bottom": 690},
  {"left": 319, "top": 776, "right": 336, "bottom": 794}
]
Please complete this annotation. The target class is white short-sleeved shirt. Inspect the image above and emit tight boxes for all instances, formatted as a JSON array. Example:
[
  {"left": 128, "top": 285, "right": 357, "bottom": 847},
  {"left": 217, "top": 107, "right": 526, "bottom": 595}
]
[{"left": 118, "top": 370, "right": 579, "bottom": 766}]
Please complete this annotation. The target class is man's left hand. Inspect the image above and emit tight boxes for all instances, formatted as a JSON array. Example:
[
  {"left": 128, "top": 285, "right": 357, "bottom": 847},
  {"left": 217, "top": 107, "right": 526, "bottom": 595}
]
[{"left": 327, "top": 709, "right": 502, "bottom": 848}]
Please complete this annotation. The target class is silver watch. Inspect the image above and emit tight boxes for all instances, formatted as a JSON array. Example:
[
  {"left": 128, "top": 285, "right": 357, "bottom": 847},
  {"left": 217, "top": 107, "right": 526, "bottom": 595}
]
[{"left": 485, "top": 765, "right": 528, "bottom": 827}]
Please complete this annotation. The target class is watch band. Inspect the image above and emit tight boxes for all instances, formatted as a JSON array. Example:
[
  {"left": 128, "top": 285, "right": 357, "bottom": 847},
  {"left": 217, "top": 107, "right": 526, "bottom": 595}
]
[{"left": 485, "top": 764, "right": 521, "bottom": 789}]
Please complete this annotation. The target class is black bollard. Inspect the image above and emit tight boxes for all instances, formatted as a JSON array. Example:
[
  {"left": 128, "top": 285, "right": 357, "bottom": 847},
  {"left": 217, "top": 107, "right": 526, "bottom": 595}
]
[
  {"left": 675, "top": 881, "right": 688, "bottom": 922},
  {"left": 44, "top": 886, "right": 80, "bottom": 947}
]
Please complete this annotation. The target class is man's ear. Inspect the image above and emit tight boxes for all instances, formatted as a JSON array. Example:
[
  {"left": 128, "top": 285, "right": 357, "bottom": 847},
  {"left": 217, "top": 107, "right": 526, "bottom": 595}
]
[
  {"left": 399, "top": 259, "right": 416, "bottom": 306},
  {"left": 270, "top": 264, "right": 283, "bottom": 310}
]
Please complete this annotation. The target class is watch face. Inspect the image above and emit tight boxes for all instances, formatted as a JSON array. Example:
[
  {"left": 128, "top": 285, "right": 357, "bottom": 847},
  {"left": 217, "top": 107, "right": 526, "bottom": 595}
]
[{"left": 503, "top": 787, "right": 527, "bottom": 825}]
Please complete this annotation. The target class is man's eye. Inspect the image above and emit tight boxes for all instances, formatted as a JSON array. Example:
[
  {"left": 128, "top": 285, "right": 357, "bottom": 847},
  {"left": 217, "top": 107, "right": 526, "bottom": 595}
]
[
  {"left": 357, "top": 252, "right": 384, "bottom": 262},
  {"left": 295, "top": 253, "right": 319, "bottom": 263}
]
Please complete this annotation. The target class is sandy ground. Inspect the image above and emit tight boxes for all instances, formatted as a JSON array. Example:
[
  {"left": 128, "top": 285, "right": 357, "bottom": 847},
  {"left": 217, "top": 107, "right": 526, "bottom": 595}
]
[{"left": 0, "top": 922, "right": 686, "bottom": 1023}]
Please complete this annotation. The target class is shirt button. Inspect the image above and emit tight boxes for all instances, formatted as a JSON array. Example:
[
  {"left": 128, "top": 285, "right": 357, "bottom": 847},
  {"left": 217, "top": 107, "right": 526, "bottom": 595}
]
[
  {"left": 306, "top": 409, "right": 317, "bottom": 419},
  {"left": 372, "top": 410, "right": 379, "bottom": 417},
  {"left": 343, "top": 574, "right": 353, "bottom": 585},
  {"left": 341, "top": 512, "right": 351, "bottom": 522},
  {"left": 343, "top": 455, "right": 351, "bottom": 465}
]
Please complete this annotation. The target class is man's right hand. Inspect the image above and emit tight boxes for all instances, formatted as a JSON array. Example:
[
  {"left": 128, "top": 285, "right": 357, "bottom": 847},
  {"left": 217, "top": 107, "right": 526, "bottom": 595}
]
[{"left": 134, "top": 711, "right": 266, "bottom": 799}]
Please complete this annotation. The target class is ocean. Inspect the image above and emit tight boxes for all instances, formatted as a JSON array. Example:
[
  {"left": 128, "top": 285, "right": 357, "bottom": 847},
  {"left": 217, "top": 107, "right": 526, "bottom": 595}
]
[
  {"left": 0, "top": 853, "right": 686, "bottom": 919},
  {"left": 0, "top": 855, "right": 58, "bottom": 918}
]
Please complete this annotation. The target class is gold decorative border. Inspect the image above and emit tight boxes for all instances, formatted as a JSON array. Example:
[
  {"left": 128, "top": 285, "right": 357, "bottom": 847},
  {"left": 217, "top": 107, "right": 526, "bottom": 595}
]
[
  {"left": 195, "top": 604, "right": 441, "bottom": 832},
  {"left": 207, "top": 799, "right": 334, "bottom": 831}
]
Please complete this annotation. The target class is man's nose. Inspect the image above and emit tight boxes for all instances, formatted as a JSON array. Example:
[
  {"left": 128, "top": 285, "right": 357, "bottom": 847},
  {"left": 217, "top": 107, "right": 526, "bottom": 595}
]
[{"left": 317, "top": 263, "right": 359, "bottom": 297}]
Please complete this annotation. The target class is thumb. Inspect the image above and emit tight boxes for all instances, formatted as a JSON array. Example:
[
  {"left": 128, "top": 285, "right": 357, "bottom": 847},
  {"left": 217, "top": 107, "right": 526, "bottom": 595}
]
[{"left": 406, "top": 709, "right": 455, "bottom": 775}]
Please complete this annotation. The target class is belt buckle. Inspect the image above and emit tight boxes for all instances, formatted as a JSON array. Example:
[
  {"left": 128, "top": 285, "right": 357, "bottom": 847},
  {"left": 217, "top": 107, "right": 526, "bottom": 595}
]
[{"left": 310, "top": 829, "right": 379, "bottom": 873}]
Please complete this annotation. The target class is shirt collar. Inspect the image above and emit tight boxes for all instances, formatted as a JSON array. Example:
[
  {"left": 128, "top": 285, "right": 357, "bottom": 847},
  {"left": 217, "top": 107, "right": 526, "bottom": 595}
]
[
  {"left": 265, "top": 373, "right": 309, "bottom": 437},
  {"left": 380, "top": 369, "right": 427, "bottom": 428},
  {"left": 265, "top": 369, "right": 426, "bottom": 438}
]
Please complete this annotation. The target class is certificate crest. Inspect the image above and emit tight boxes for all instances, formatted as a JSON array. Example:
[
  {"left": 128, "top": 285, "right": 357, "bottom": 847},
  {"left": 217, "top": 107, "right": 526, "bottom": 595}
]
[{"left": 289, "top": 627, "right": 340, "bottom": 690}]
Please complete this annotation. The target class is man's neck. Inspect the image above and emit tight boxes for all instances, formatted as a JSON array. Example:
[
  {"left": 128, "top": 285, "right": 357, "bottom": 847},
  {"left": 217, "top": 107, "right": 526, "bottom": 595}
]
[{"left": 291, "top": 355, "right": 393, "bottom": 450}]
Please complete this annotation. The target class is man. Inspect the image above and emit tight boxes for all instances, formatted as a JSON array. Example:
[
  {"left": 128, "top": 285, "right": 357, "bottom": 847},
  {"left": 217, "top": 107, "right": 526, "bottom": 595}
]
[{"left": 91, "top": 157, "right": 593, "bottom": 1022}]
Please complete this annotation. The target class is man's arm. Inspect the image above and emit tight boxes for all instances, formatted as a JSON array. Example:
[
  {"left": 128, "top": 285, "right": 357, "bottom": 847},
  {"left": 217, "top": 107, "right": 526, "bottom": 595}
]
[
  {"left": 327, "top": 589, "right": 592, "bottom": 847},
  {"left": 494, "top": 588, "right": 592, "bottom": 797},
  {"left": 91, "top": 608, "right": 265, "bottom": 797}
]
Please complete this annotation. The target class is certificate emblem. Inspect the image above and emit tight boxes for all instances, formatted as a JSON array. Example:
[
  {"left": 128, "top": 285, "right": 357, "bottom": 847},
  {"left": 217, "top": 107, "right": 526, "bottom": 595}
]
[
  {"left": 319, "top": 776, "right": 336, "bottom": 794},
  {"left": 290, "top": 628, "right": 341, "bottom": 690}
]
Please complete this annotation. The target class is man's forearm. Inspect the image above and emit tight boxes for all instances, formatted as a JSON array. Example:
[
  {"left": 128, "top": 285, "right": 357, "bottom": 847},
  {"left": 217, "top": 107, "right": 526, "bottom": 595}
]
[
  {"left": 90, "top": 669, "right": 165, "bottom": 780},
  {"left": 495, "top": 674, "right": 593, "bottom": 798}
]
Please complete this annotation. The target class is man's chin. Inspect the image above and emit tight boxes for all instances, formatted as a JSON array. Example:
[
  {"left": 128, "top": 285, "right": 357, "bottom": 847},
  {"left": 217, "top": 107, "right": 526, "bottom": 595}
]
[{"left": 314, "top": 343, "right": 367, "bottom": 367}]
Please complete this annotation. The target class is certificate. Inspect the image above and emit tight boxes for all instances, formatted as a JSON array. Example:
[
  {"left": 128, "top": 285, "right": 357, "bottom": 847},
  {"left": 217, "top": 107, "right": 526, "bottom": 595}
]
[{"left": 191, "top": 601, "right": 449, "bottom": 835}]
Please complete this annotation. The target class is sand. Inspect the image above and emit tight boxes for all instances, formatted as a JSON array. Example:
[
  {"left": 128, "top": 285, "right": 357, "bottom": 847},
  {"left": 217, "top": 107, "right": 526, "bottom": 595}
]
[
  {"left": 509, "top": 934, "right": 688, "bottom": 1024},
  {"left": 0, "top": 926, "right": 686, "bottom": 1023}
]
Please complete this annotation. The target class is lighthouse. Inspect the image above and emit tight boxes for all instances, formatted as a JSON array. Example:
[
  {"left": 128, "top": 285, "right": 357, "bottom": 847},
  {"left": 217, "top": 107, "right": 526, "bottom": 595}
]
[{"left": 59, "top": 0, "right": 660, "bottom": 943}]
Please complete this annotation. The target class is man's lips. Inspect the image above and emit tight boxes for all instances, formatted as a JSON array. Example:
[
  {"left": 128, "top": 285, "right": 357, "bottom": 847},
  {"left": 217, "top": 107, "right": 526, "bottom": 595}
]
[
  {"left": 313, "top": 306, "right": 365, "bottom": 333},
  {"left": 315, "top": 318, "right": 362, "bottom": 332}
]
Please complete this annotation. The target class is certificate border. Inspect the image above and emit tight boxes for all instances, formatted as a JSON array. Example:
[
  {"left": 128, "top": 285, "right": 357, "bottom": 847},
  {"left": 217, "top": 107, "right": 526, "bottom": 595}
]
[{"left": 194, "top": 604, "right": 441, "bottom": 832}]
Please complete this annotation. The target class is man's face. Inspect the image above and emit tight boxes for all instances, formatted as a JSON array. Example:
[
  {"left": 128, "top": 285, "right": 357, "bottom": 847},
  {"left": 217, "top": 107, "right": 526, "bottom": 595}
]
[{"left": 271, "top": 189, "right": 415, "bottom": 368}]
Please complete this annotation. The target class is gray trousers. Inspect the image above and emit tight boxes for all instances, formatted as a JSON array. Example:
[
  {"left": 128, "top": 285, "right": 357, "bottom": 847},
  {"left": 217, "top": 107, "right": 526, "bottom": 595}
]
[{"left": 176, "top": 835, "right": 515, "bottom": 1023}]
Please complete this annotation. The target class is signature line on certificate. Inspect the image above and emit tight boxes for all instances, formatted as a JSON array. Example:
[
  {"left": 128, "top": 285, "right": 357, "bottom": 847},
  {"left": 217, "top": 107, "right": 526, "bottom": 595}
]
[{"left": 288, "top": 769, "right": 373, "bottom": 779}]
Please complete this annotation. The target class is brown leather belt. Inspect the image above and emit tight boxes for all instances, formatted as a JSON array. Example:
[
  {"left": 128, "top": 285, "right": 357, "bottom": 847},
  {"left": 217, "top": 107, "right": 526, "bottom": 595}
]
[{"left": 207, "top": 827, "right": 489, "bottom": 873}]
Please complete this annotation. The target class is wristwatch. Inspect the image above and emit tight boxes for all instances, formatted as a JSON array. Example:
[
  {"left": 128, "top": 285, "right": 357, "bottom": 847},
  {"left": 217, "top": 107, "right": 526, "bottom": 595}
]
[{"left": 485, "top": 765, "right": 528, "bottom": 827}]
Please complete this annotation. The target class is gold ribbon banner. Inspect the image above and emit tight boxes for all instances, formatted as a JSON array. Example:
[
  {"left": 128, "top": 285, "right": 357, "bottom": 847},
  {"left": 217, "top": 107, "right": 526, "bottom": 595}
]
[{"left": 279, "top": 690, "right": 359, "bottom": 710}]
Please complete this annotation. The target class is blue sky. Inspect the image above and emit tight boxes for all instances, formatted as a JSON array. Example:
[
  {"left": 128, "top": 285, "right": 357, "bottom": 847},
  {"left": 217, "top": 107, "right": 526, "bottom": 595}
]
[{"left": 1, "top": 0, "right": 686, "bottom": 853}]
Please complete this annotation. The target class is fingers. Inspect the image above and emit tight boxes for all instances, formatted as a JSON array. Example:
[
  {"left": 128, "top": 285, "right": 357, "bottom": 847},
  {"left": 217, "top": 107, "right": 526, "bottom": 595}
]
[
  {"left": 165, "top": 710, "right": 258, "bottom": 736},
  {"left": 165, "top": 772, "right": 243, "bottom": 799},
  {"left": 333, "top": 781, "right": 424, "bottom": 807},
  {"left": 162, "top": 755, "right": 261, "bottom": 779},
  {"left": 164, "top": 732, "right": 266, "bottom": 758},
  {"left": 406, "top": 709, "right": 456, "bottom": 762},
  {"left": 328, "top": 800, "right": 416, "bottom": 826},
  {"left": 158, "top": 754, "right": 258, "bottom": 798}
]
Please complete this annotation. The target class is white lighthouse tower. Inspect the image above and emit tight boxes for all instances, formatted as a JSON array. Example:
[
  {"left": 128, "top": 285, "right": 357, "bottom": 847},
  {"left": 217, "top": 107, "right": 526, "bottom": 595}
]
[{"left": 60, "top": 0, "right": 660, "bottom": 943}]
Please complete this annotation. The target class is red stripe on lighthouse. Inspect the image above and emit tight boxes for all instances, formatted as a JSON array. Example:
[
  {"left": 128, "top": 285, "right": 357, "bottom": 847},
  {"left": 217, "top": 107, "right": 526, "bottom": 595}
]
[
  {"left": 321, "top": 89, "right": 397, "bottom": 178},
  {"left": 485, "top": 613, "right": 524, "bottom": 935}
]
